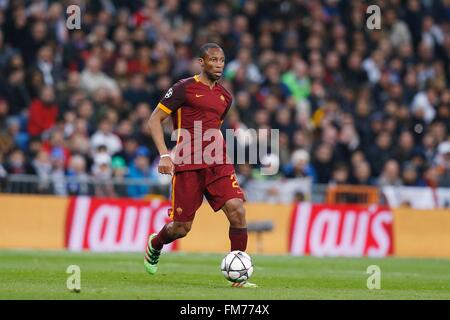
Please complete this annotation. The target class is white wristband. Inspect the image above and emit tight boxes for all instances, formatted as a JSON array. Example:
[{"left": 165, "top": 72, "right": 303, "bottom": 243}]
[{"left": 160, "top": 154, "right": 171, "bottom": 159}]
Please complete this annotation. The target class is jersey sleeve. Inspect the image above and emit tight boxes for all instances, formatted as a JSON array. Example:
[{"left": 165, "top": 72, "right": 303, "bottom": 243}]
[
  {"left": 220, "top": 92, "right": 233, "bottom": 121},
  {"left": 157, "top": 81, "right": 186, "bottom": 115}
]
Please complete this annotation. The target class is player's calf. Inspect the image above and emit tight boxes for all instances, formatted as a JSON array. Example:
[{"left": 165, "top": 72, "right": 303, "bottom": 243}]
[
  {"left": 170, "top": 221, "right": 192, "bottom": 239},
  {"left": 223, "top": 198, "right": 246, "bottom": 228},
  {"left": 223, "top": 199, "right": 248, "bottom": 251}
]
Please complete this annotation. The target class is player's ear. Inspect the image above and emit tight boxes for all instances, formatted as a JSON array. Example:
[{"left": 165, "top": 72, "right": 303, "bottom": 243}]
[{"left": 198, "top": 57, "right": 205, "bottom": 66}]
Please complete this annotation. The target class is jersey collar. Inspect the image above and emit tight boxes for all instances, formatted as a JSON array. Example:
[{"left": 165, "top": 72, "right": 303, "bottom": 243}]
[{"left": 194, "top": 74, "right": 217, "bottom": 89}]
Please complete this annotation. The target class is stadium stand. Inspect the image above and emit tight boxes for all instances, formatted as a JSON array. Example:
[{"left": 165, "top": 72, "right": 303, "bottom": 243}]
[{"left": 0, "top": 0, "right": 449, "bottom": 202}]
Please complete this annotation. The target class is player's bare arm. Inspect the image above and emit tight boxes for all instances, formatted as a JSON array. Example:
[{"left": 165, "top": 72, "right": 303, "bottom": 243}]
[{"left": 148, "top": 107, "right": 174, "bottom": 175}]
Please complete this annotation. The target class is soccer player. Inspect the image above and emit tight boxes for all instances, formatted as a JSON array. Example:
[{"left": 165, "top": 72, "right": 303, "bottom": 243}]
[{"left": 144, "top": 43, "right": 256, "bottom": 288}]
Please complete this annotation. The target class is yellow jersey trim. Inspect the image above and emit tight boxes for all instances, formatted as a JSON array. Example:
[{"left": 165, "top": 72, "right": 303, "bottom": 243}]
[{"left": 158, "top": 102, "right": 172, "bottom": 115}]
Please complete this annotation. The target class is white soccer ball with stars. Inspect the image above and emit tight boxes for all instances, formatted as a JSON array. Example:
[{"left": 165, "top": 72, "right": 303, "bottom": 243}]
[{"left": 220, "top": 250, "right": 254, "bottom": 283}]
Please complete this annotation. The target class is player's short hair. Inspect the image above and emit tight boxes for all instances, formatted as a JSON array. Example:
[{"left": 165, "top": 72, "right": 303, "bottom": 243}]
[{"left": 198, "top": 43, "right": 222, "bottom": 58}]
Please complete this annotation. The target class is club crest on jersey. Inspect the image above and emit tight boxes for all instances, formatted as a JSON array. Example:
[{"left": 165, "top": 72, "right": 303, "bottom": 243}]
[
  {"left": 165, "top": 88, "right": 173, "bottom": 99},
  {"left": 220, "top": 95, "right": 225, "bottom": 103}
]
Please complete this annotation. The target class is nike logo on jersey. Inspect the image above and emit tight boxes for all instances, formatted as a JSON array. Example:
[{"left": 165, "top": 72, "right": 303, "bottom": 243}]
[{"left": 195, "top": 94, "right": 204, "bottom": 98}]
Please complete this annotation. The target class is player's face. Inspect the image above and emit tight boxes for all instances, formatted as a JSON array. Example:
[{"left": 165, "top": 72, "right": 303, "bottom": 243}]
[{"left": 200, "top": 48, "right": 225, "bottom": 81}]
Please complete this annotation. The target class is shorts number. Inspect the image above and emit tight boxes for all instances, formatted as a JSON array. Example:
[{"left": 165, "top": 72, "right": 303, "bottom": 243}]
[{"left": 230, "top": 174, "right": 239, "bottom": 189}]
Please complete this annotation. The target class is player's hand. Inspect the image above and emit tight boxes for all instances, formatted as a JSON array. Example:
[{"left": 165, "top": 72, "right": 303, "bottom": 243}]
[{"left": 158, "top": 156, "right": 174, "bottom": 175}]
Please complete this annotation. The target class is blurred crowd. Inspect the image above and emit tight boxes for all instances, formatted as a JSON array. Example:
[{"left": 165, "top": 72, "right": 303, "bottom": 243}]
[{"left": 0, "top": 0, "right": 450, "bottom": 199}]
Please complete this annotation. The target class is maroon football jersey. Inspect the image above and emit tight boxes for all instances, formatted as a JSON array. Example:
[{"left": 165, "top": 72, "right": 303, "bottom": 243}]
[{"left": 157, "top": 75, "right": 232, "bottom": 172}]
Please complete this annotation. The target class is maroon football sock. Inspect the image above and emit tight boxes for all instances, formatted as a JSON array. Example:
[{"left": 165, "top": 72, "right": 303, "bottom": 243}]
[
  {"left": 151, "top": 224, "right": 173, "bottom": 251},
  {"left": 229, "top": 227, "right": 248, "bottom": 251}
]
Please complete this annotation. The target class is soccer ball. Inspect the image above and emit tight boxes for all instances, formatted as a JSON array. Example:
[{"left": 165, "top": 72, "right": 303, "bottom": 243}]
[{"left": 220, "top": 250, "right": 254, "bottom": 283}]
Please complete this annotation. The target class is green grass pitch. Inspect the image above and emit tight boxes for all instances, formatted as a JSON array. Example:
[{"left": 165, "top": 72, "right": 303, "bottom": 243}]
[{"left": 0, "top": 250, "right": 449, "bottom": 300}]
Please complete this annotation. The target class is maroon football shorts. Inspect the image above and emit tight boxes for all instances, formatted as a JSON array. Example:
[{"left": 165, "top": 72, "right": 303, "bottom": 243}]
[{"left": 168, "top": 164, "right": 246, "bottom": 222}]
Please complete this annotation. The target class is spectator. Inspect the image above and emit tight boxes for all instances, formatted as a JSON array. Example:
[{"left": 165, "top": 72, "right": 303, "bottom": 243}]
[
  {"left": 329, "top": 163, "right": 350, "bottom": 185},
  {"left": 422, "top": 131, "right": 438, "bottom": 163},
  {"left": 0, "top": 116, "right": 17, "bottom": 155},
  {"left": 123, "top": 73, "right": 153, "bottom": 107},
  {"left": 411, "top": 83, "right": 438, "bottom": 124},
  {"left": 68, "top": 118, "right": 91, "bottom": 156},
  {"left": 1, "top": 55, "right": 31, "bottom": 115},
  {"left": 90, "top": 118, "right": 123, "bottom": 156},
  {"left": 115, "top": 136, "right": 140, "bottom": 165},
  {"left": 281, "top": 59, "right": 311, "bottom": 104},
  {"left": 385, "top": 7, "right": 412, "bottom": 49},
  {"left": 111, "top": 156, "right": 128, "bottom": 197},
  {"left": 436, "top": 141, "right": 450, "bottom": 187},
  {"left": 42, "top": 129, "right": 71, "bottom": 168},
  {"left": 76, "top": 99, "right": 95, "bottom": 133},
  {"left": 0, "top": 153, "right": 6, "bottom": 191},
  {"left": 311, "top": 142, "right": 334, "bottom": 184},
  {"left": 34, "top": 45, "right": 58, "bottom": 86},
  {"left": 127, "top": 147, "right": 157, "bottom": 198},
  {"left": 421, "top": 15, "right": 444, "bottom": 48},
  {"left": 50, "top": 147, "right": 67, "bottom": 196},
  {"left": 344, "top": 52, "right": 368, "bottom": 90},
  {"left": 92, "top": 152, "right": 116, "bottom": 197},
  {"left": 259, "top": 61, "right": 291, "bottom": 102},
  {"left": 0, "top": 30, "right": 16, "bottom": 71},
  {"left": 7, "top": 117, "right": 28, "bottom": 151},
  {"left": 66, "top": 154, "right": 90, "bottom": 196},
  {"left": 394, "top": 131, "right": 415, "bottom": 164},
  {"left": 283, "top": 149, "right": 316, "bottom": 181},
  {"left": 27, "top": 86, "right": 58, "bottom": 137},
  {"left": 32, "top": 150, "right": 52, "bottom": 193},
  {"left": 0, "top": 98, "right": 9, "bottom": 131},
  {"left": 4, "top": 148, "right": 35, "bottom": 175},
  {"left": 224, "top": 48, "right": 262, "bottom": 84},
  {"left": 351, "top": 161, "right": 376, "bottom": 186},
  {"left": 80, "top": 56, "right": 119, "bottom": 95},
  {"left": 401, "top": 162, "right": 427, "bottom": 186},
  {"left": 368, "top": 132, "right": 394, "bottom": 177},
  {"left": 378, "top": 160, "right": 402, "bottom": 187},
  {"left": 423, "top": 165, "right": 440, "bottom": 187}
]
